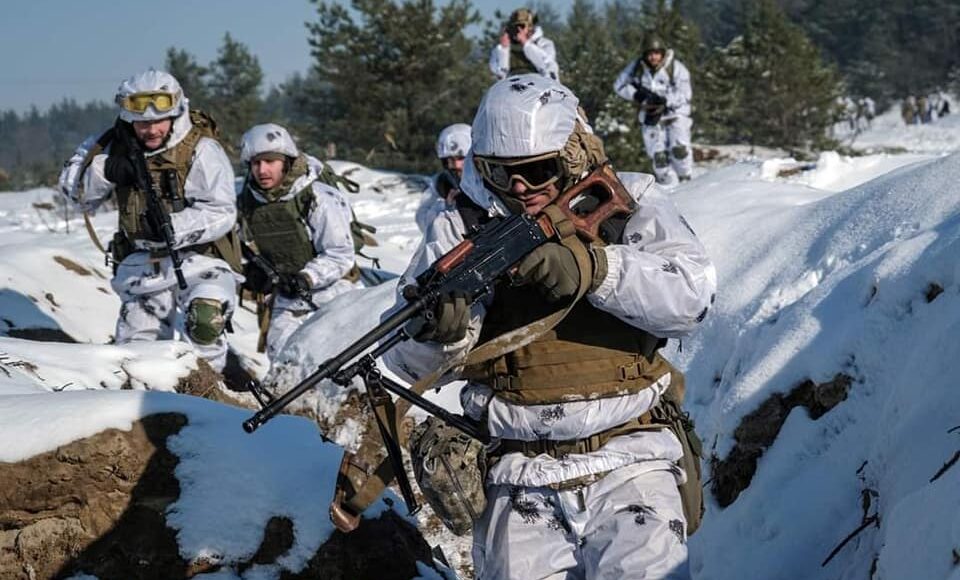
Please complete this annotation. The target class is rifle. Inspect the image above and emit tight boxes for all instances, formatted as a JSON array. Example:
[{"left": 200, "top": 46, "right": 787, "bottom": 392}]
[
  {"left": 117, "top": 126, "right": 188, "bottom": 290},
  {"left": 239, "top": 242, "right": 318, "bottom": 310},
  {"left": 242, "top": 164, "right": 636, "bottom": 526},
  {"left": 631, "top": 81, "right": 668, "bottom": 126}
]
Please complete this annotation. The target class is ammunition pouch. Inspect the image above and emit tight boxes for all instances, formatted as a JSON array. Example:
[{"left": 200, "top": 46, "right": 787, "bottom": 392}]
[
  {"left": 109, "top": 231, "right": 135, "bottom": 271},
  {"left": 409, "top": 416, "right": 488, "bottom": 536}
]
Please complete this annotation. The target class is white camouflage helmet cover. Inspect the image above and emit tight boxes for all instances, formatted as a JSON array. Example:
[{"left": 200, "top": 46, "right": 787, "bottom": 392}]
[
  {"left": 115, "top": 69, "right": 187, "bottom": 122},
  {"left": 470, "top": 74, "right": 580, "bottom": 158},
  {"left": 240, "top": 123, "right": 300, "bottom": 163},
  {"left": 462, "top": 74, "right": 587, "bottom": 214},
  {"left": 435, "top": 123, "right": 472, "bottom": 159}
]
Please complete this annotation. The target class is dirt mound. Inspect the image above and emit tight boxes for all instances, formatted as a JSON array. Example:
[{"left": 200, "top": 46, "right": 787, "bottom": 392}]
[{"left": 0, "top": 411, "right": 442, "bottom": 580}]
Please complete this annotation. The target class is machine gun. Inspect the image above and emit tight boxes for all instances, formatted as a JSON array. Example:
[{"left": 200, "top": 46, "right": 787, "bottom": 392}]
[
  {"left": 116, "top": 126, "right": 188, "bottom": 290},
  {"left": 242, "top": 164, "right": 637, "bottom": 528}
]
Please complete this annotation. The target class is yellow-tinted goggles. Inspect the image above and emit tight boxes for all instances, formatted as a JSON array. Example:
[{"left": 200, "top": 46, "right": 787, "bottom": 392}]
[
  {"left": 474, "top": 151, "right": 564, "bottom": 193},
  {"left": 117, "top": 91, "right": 179, "bottom": 114}
]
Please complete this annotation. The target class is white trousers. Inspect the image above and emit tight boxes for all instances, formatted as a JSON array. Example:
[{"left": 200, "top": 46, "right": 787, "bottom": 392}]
[
  {"left": 112, "top": 253, "right": 238, "bottom": 371},
  {"left": 472, "top": 463, "right": 690, "bottom": 580},
  {"left": 641, "top": 116, "right": 693, "bottom": 185}
]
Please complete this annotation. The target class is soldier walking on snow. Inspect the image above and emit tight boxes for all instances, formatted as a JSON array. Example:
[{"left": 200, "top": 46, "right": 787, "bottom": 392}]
[
  {"left": 489, "top": 8, "right": 559, "bottom": 81},
  {"left": 614, "top": 34, "right": 694, "bottom": 185},
  {"left": 59, "top": 69, "right": 240, "bottom": 371},
  {"left": 237, "top": 123, "right": 360, "bottom": 360},
  {"left": 375, "top": 74, "right": 717, "bottom": 579}
]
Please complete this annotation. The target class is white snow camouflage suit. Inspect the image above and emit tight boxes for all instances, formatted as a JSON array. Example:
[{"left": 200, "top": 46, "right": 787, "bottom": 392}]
[
  {"left": 614, "top": 50, "right": 694, "bottom": 185},
  {"left": 59, "top": 105, "right": 239, "bottom": 371},
  {"left": 240, "top": 155, "right": 359, "bottom": 359},
  {"left": 489, "top": 26, "right": 560, "bottom": 81},
  {"left": 384, "top": 163, "right": 717, "bottom": 579}
]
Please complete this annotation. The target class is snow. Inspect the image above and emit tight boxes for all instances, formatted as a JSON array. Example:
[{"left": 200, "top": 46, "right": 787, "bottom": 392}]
[{"left": 2, "top": 108, "right": 960, "bottom": 579}]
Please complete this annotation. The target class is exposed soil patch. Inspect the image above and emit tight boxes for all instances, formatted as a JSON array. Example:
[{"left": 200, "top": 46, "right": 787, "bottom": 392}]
[
  {"left": 711, "top": 373, "right": 853, "bottom": 507},
  {"left": 53, "top": 256, "right": 92, "bottom": 276}
]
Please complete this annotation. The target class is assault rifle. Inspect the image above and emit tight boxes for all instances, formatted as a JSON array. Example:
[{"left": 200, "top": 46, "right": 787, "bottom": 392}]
[
  {"left": 239, "top": 242, "right": 318, "bottom": 310},
  {"left": 241, "top": 164, "right": 636, "bottom": 525},
  {"left": 117, "top": 126, "right": 188, "bottom": 290},
  {"left": 631, "top": 81, "right": 668, "bottom": 126}
]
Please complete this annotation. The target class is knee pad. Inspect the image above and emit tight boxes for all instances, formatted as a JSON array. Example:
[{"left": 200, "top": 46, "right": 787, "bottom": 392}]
[
  {"left": 186, "top": 298, "right": 225, "bottom": 345},
  {"left": 671, "top": 145, "right": 689, "bottom": 160},
  {"left": 654, "top": 151, "right": 670, "bottom": 168}
]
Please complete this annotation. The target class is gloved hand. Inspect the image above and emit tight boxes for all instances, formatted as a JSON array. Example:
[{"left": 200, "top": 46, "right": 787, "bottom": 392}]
[
  {"left": 278, "top": 272, "right": 312, "bottom": 299},
  {"left": 104, "top": 121, "right": 138, "bottom": 187},
  {"left": 515, "top": 242, "right": 584, "bottom": 303},
  {"left": 409, "top": 290, "right": 471, "bottom": 344},
  {"left": 242, "top": 262, "right": 275, "bottom": 294},
  {"left": 104, "top": 150, "right": 137, "bottom": 187}
]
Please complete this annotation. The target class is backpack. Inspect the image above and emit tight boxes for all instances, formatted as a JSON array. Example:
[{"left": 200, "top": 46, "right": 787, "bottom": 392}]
[{"left": 314, "top": 162, "right": 379, "bottom": 260}]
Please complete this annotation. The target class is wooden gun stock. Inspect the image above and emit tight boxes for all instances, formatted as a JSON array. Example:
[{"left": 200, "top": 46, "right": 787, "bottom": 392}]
[{"left": 553, "top": 164, "right": 637, "bottom": 243}]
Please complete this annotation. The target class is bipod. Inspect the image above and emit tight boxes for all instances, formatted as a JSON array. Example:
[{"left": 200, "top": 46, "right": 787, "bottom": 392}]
[{"left": 357, "top": 358, "right": 421, "bottom": 516}]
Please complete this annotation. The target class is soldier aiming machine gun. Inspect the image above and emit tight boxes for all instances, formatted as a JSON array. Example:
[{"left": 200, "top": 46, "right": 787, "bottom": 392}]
[{"left": 241, "top": 164, "right": 637, "bottom": 530}]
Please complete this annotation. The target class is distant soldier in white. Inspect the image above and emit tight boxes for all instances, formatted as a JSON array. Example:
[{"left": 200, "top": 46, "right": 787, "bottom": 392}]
[
  {"left": 489, "top": 8, "right": 559, "bottom": 81},
  {"left": 901, "top": 96, "right": 917, "bottom": 125},
  {"left": 58, "top": 69, "right": 240, "bottom": 371},
  {"left": 237, "top": 123, "right": 359, "bottom": 359},
  {"left": 614, "top": 34, "right": 694, "bottom": 185},
  {"left": 918, "top": 94, "right": 932, "bottom": 124},
  {"left": 415, "top": 123, "right": 472, "bottom": 233},
  {"left": 857, "top": 96, "right": 876, "bottom": 130},
  {"left": 936, "top": 90, "right": 951, "bottom": 117}
]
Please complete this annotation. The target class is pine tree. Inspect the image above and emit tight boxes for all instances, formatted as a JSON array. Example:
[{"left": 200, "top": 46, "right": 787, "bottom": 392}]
[
  {"left": 207, "top": 33, "right": 264, "bottom": 156},
  {"left": 302, "top": 0, "right": 486, "bottom": 172},
  {"left": 164, "top": 48, "right": 211, "bottom": 110},
  {"left": 698, "top": 0, "right": 842, "bottom": 148}
]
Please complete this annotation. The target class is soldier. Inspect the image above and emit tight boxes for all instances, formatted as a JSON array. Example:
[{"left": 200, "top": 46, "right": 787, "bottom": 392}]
[
  {"left": 614, "top": 34, "right": 694, "bottom": 185},
  {"left": 58, "top": 69, "right": 240, "bottom": 371},
  {"left": 384, "top": 74, "right": 717, "bottom": 579},
  {"left": 237, "top": 123, "right": 359, "bottom": 359},
  {"left": 415, "top": 123, "right": 471, "bottom": 234},
  {"left": 489, "top": 8, "right": 559, "bottom": 81}
]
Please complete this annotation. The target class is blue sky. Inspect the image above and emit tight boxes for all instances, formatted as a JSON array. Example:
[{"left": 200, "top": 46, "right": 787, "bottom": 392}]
[{"left": 1, "top": 0, "right": 574, "bottom": 113}]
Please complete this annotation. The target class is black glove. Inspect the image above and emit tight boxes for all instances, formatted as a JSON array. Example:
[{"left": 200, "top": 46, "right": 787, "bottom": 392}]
[
  {"left": 242, "top": 261, "right": 275, "bottom": 294},
  {"left": 104, "top": 120, "right": 138, "bottom": 187},
  {"left": 278, "top": 272, "right": 312, "bottom": 299},
  {"left": 515, "top": 242, "right": 584, "bottom": 303},
  {"left": 410, "top": 290, "right": 470, "bottom": 344},
  {"left": 104, "top": 149, "right": 138, "bottom": 187}
]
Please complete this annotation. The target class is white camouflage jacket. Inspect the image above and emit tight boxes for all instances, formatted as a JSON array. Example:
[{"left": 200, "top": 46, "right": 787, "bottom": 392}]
[
  {"left": 59, "top": 108, "right": 237, "bottom": 254},
  {"left": 241, "top": 155, "right": 356, "bottom": 308},
  {"left": 614, "top": 50, "right": 693, "bottom": 124},
  {"left": 489, "top": 26, "right": 559, "bottom": 81},
  {"left": 384, "top": 167, "right": 717, "bottom": 487}
]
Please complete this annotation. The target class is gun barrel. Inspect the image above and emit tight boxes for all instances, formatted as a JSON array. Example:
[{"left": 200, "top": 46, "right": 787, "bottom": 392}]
[{"left": 242, "top": 299, "right": 425, "bottom": 432}]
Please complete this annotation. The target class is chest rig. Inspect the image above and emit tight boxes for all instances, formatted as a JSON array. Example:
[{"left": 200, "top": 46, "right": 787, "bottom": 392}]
[
  {"left": 455, "top": 192, "right": 665, "bottom": 405},
  {"left": 238, "top": 186, "right": 316, "bottom": 275}
]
